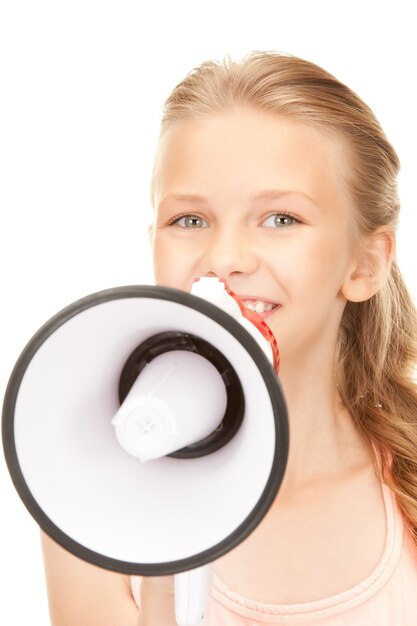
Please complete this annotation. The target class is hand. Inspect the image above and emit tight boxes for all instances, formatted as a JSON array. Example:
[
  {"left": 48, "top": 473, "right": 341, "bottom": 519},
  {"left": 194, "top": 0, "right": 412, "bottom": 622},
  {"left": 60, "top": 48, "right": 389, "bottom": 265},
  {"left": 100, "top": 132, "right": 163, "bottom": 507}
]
[{"left": 138, "top": 575, "right": 177, "bottom": 625}]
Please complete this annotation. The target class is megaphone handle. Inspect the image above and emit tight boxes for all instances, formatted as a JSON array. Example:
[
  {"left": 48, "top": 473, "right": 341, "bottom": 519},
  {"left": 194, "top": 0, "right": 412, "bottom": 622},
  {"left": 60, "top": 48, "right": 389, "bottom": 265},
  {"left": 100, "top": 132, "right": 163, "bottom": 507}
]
[{"left": 174, "top": 564, "right": 213, "bottom": 625}]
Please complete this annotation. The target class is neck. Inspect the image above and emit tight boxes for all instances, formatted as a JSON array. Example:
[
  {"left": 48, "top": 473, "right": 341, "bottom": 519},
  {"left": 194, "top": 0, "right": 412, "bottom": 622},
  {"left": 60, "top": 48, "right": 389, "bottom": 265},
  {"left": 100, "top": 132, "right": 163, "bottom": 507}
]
[{"left": 277, "top": 350, "right": 370, "bottom": 494}]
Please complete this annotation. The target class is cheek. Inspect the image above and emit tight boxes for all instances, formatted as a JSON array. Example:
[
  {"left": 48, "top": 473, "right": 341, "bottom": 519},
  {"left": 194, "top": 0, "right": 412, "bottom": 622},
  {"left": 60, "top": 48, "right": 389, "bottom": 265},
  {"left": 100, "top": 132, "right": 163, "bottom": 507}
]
[
  {"left": 151, "top": 237, "right": 194, "bottom": 288},
  {"left": 269, "top": 232, "right": 352, "bottom": 298}
]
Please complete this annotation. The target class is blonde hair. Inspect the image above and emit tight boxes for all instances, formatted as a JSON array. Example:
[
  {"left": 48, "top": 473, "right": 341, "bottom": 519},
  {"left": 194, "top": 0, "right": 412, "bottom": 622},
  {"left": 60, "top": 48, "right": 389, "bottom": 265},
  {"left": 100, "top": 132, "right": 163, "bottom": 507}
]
[{"left": 153, "top": 51, "right": 417, "bottom": 543}]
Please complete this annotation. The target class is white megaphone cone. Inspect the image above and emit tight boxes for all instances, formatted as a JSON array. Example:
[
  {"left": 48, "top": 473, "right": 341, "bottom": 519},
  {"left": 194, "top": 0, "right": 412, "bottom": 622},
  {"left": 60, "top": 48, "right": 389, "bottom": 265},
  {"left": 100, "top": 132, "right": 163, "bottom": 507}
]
[{"left": 2, "top": 277, "right": 287, "bottom": 626}]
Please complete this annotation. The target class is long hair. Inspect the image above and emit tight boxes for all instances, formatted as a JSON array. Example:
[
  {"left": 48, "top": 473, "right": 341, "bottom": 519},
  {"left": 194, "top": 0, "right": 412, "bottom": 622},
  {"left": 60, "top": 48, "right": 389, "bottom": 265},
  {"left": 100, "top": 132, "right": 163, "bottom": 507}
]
[{"left": 153, "top": 51, "right": 417, "bottom": 543}]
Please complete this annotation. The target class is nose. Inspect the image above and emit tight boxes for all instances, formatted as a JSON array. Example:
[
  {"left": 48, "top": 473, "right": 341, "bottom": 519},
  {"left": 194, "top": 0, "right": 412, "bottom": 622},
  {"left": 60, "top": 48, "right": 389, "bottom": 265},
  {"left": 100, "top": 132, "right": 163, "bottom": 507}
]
[{"left": 200, "top": 229, "right": 259, "bottom": 279}]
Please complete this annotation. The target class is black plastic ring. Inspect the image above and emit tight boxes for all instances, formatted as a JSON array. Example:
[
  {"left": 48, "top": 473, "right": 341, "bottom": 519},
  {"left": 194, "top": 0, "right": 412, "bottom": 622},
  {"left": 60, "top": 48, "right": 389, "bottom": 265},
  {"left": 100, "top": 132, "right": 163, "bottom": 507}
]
[{"left": 118, "top": 331, "right": 245, "bottom": 458}]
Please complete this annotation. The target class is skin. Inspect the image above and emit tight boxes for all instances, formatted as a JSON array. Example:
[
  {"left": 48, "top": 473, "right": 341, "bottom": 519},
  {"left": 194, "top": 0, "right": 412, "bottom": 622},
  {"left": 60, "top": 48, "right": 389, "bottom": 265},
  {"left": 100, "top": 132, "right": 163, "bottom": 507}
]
[{"left": 40, "top": 108, "right": 395, "bottom": 623}]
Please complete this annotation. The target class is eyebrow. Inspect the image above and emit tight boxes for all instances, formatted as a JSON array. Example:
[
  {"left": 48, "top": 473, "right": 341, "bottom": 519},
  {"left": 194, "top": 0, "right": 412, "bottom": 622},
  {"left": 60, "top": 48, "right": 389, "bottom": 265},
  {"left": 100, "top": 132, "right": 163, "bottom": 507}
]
[
  {"left": 158, "top": 189, "right": 318, "bottom": 209},
  {"left": 159, "top": 193, "right": 210, "bottom": 208}
]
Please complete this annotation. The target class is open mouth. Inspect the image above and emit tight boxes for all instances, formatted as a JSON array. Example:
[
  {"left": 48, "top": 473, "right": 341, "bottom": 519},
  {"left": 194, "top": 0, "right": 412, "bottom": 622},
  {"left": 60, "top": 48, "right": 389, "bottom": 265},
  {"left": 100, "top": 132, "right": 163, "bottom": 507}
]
[{"left": 240, "top": 300, "right": 280, "bottom": 314}]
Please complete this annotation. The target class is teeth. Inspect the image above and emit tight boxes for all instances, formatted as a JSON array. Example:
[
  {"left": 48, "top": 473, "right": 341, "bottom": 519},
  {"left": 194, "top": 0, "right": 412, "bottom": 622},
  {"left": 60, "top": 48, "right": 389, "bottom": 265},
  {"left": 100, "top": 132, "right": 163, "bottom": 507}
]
[{"left": 242, "top": 300, "right": 276, "bottom": 313}]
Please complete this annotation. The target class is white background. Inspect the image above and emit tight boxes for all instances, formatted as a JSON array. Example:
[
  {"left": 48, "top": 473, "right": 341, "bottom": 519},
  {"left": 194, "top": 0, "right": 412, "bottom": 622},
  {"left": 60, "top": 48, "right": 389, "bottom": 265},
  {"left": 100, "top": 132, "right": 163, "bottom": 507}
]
[{"left": 0, "top": 1, "right": 416, "bottom": 623}]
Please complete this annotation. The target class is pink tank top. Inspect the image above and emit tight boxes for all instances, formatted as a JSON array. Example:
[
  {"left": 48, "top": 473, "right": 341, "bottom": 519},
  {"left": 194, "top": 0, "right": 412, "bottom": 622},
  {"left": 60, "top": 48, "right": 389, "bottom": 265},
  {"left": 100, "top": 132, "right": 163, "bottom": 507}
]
[{"left": 130, "top": 483, "right": 417, "bottom": 624}]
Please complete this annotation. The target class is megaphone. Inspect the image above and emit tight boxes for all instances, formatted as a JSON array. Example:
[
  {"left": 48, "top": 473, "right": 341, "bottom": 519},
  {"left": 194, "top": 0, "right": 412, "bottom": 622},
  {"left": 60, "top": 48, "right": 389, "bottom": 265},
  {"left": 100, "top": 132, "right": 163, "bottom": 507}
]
[{"left": 2, "top": 277, "right": 289, "bottom": 625}]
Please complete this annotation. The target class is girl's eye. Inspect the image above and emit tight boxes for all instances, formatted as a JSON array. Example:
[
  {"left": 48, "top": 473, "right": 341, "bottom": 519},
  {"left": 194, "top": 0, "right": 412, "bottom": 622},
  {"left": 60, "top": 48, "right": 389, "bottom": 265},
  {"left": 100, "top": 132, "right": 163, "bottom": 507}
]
[
  {"left": 167, "top": 212, "right": 300, "bottom": 229},
  {"left": 167, "top": 214, "right": 208, "bottom": 228},
  {"left": 262, "top": 213, "right": 300, "bottom": 228}
]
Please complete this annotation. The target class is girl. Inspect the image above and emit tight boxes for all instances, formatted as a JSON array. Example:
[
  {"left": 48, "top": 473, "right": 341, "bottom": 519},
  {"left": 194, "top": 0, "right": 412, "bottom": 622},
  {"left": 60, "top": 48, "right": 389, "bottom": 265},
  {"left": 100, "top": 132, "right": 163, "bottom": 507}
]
[{"left": 41, "top": 51, "right": 417, "bottom": 624}]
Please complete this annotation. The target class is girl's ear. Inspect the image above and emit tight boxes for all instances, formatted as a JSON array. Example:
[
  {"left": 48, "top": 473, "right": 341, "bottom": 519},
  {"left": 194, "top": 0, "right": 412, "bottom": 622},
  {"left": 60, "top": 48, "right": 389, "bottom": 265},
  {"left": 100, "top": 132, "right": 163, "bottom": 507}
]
[{"left": 341, "top": 227, "right": 396, "bottom": 302}]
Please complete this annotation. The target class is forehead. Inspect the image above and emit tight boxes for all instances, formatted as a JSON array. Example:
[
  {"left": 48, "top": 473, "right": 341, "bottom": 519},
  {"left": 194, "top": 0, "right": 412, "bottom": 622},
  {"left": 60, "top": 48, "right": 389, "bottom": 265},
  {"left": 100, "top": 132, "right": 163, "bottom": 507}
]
[{"left": 152, "top": 109, "right": 353, "bottom": 216}]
